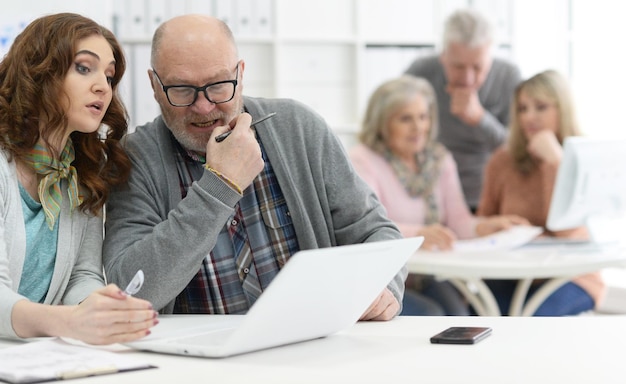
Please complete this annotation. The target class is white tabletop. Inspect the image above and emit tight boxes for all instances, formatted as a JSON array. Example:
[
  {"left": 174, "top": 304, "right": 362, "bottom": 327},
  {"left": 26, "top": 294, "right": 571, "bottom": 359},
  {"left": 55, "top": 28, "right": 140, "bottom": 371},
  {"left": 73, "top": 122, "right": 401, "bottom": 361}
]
[
  {"left": 2, "top": 315, "right": 624, "bottom": 384},
  {"left": 406, "top": 244, "right": 626, "bottom": 316},
  {"left": 408, "top": 243, "right": 626, "bottom": 279}
]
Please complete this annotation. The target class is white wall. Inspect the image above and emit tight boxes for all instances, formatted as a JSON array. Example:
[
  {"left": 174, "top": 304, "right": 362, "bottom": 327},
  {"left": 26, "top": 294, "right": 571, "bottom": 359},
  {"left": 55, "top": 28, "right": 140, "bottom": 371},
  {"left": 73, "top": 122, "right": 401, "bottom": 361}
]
[
  {"left": 570, "top": 0, "right": 626, "bottom": 139},
  {"left": 512, "top": 0, "right": 571, "bottom": 79},
  {"left": 512, "top": 0, "right": 626, "bottom": 139}
]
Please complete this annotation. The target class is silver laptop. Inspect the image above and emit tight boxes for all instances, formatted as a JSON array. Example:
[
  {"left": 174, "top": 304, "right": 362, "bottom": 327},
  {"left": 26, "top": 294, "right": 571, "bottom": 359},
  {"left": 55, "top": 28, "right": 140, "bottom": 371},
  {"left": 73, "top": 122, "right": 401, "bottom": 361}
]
[{"left": 125, "top": 237, "right": 423, "bottom": 358}]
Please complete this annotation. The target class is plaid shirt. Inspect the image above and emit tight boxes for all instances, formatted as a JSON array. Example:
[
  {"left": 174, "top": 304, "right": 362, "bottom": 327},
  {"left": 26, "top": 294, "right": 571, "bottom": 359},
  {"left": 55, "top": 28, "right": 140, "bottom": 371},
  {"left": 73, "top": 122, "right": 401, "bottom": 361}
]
[{"left": 171, "top": 134, "right": 299, "bottom": 313}]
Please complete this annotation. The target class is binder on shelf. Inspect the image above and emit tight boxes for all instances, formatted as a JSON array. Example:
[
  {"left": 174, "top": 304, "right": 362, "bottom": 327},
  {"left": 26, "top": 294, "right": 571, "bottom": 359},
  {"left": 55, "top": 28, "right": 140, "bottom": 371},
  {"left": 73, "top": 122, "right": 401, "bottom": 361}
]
[
  {"left": 235, "top": 0, "right": 255, "bottom": 36},
  {"left": 252, "top": 0, "right": 273, "bottom": 37},
  {"left": 213, "top": 0, "right": 236, "bottom": 33},
  {"left": 146, "top": 0, "right": 167, "bottom": 36},
  {"left": 111, "top": 0, "right": 129, "bottom": 37},
  {"left": 128, "top": 0, "right": 148, "bottom": 39}
]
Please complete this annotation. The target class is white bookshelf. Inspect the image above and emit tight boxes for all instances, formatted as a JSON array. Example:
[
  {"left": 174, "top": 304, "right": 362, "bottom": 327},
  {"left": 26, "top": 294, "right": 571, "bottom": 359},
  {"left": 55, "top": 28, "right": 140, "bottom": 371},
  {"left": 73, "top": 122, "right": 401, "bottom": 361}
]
[
  {"left": 109, "top": 0, "right": 517, "bottom": 146},
  {"left": 2, "top": 0, "right": 524, "bottom": 147}
]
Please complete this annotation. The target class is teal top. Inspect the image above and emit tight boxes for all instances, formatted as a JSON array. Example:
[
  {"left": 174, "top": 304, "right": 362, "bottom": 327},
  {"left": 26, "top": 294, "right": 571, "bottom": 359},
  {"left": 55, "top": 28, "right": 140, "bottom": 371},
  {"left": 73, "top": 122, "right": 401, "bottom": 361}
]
[{"left": 17, "top": 183, "right": 57, "bottom": 303}]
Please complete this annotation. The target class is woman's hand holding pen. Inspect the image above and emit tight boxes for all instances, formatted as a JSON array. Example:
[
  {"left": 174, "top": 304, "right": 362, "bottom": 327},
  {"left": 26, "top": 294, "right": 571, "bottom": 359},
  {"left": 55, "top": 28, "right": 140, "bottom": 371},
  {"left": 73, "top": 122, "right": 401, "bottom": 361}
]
[
  {"left": 11, "top": 283, "right": 157, "bottom": 345},
  {"left": 65, "top": 284, "right": 158, "bottom": 345},
  {"left": 206, "top": 112, "right": 265, "bottom": 191}
]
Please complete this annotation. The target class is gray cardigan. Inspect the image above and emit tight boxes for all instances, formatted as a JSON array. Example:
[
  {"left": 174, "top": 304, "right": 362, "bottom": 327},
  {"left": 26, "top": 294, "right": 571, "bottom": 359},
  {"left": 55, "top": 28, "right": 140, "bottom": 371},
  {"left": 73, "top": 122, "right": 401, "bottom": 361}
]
[
  {"left": 0, "top": 150, "right": 105, "bottom": 338},
  {"left": 103, "top": 96, "right": 406, "bottom": 313}
]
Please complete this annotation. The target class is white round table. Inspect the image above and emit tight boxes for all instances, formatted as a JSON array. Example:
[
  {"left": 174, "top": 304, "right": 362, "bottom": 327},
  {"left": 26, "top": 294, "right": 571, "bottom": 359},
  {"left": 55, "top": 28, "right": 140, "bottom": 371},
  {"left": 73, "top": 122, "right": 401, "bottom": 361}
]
[{"left": 406, "top": 243, "right": 626, "bottom": 316}]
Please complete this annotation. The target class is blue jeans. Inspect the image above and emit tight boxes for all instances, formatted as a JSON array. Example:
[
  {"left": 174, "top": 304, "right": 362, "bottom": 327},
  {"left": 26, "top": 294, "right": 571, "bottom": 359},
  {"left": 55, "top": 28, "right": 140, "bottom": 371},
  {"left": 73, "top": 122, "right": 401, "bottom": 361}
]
[
  {"left": 485, "top": 280, "right": 594, "bottom": 316},
  {"left": 401, "top": 278, "right": 470, "bottom": 316},
  {"left": 401, "top": 290, "right": 445, "bottom": 316}
]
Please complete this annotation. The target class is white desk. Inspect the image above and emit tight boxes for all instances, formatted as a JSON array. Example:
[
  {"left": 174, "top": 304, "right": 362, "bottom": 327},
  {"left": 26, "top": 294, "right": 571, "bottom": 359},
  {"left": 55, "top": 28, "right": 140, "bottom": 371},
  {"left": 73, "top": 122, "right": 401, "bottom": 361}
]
[
  {"left": 407, "top": 244, "right": 626, "bottom": 316},
  {"left": 2, "top": 315, "right": 625, "bottom": 384}
]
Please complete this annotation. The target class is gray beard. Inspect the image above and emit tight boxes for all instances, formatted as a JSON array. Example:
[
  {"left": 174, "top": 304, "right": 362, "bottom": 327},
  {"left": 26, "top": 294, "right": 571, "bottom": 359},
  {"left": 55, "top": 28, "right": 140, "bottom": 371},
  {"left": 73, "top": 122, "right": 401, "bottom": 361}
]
[
  {"left": 168, "top": 125, "right": 210, "bottom": 154},
  {"left": 158, "top": 98, "right": 244, "bottom": 154}
]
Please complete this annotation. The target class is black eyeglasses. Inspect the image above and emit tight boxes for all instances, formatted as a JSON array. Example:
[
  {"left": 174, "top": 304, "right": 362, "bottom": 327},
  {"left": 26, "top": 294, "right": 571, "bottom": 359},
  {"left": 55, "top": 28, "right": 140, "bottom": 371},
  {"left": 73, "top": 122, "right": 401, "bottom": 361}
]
[{"left": 152, "top": 62, "right": 240, "bottom": 107}]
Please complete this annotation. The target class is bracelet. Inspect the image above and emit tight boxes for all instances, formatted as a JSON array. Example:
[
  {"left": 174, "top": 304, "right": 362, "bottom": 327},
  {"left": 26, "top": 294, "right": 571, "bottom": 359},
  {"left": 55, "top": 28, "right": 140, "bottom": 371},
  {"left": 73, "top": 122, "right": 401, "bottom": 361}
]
[{"left": 204, "top": 165, "right": 243, "bottom": 195}]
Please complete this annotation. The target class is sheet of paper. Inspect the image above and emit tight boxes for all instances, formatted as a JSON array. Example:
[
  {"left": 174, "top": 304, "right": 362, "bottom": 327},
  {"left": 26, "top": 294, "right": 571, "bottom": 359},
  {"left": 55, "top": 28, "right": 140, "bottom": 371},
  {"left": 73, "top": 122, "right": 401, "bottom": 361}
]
[
  {"left": 453, "top": 226, "right": 543, "bottom": 253},
  {"left": 0, "top": 338, "right": 154, "bottom": 384}
]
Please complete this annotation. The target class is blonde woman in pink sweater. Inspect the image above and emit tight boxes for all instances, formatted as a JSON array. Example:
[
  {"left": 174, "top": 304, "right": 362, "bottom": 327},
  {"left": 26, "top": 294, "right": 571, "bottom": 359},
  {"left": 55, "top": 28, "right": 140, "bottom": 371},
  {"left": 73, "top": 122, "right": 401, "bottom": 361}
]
[{"left": 350, "top": 76, "right": 526, "bottom": 315}]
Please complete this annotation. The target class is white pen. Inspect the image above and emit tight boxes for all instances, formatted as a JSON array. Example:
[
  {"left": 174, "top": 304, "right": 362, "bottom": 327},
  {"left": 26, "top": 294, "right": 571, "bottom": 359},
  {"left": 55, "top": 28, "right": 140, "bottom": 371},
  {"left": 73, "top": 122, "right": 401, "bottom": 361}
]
[{"left": 123, "top": 270, "right": 144, "bottom": 296}]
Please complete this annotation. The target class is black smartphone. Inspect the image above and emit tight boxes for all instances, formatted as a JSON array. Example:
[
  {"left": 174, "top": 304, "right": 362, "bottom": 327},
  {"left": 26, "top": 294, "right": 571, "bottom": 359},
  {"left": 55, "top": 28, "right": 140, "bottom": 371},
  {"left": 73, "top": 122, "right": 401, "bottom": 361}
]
[{"left": 430, "top": 326, "right": 492, "bottom": 344}]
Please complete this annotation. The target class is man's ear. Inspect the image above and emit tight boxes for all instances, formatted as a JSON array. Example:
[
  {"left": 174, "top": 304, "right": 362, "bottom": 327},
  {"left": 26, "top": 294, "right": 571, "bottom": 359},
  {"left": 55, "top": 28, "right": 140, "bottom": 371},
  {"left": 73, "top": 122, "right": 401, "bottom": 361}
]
[
  {"left": 147, "top": 69, "right": 157, "bottom": 99},
  {"left": 238, "top": 60, "right": 246, "bottom": 92}
]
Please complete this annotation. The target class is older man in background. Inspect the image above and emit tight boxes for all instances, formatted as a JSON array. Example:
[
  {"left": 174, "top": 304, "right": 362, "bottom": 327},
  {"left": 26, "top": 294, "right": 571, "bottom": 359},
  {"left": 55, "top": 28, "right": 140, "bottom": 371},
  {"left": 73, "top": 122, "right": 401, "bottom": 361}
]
[{"left": 405, "top": 8, "right": 521, "bottom": 212}]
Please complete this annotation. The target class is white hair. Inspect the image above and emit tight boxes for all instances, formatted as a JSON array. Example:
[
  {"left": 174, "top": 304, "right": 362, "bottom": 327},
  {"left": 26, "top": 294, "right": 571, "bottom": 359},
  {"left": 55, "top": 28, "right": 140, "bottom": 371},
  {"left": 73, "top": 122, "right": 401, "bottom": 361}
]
[{"left": 442, "top": 8, "right": 496, "bottom": 50}]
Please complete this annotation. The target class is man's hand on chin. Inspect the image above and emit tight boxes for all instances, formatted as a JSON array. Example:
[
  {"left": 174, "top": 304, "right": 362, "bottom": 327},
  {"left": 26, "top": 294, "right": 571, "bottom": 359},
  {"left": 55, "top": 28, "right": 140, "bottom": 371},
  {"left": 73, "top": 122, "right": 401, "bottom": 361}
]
[{"left": 446, "top": 85, "right": 485, "bottom": 127}]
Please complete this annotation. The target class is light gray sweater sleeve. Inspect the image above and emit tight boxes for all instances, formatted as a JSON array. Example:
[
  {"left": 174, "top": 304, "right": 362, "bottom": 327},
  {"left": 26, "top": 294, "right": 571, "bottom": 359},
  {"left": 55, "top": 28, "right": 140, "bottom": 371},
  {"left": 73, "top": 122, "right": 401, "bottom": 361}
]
[
  {"left": 0, "top": 153, "right": 24, "bottom": 338},
  {"left": 1, "top": 152, "right": 105, "bottom": 339},
  {"left": 103, "top": 127, "right": 243, "bottom": 311}
]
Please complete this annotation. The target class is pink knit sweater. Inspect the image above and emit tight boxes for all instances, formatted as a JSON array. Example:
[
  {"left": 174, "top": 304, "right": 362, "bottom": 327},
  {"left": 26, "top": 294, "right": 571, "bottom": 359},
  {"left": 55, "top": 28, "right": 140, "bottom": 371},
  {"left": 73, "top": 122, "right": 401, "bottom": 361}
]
[{"left": 349, "top": 144, "right": 476, "bottom": 239}]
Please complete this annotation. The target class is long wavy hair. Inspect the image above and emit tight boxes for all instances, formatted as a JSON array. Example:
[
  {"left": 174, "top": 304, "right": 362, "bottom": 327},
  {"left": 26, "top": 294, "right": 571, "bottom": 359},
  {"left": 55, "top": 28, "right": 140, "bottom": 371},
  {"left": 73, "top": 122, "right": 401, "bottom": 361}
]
[
  {"left": 508, "top": 70, "right": 581, "bottom": 174},
  {"left": 0, "top": 13, "right": 131, "bottom": 215}
]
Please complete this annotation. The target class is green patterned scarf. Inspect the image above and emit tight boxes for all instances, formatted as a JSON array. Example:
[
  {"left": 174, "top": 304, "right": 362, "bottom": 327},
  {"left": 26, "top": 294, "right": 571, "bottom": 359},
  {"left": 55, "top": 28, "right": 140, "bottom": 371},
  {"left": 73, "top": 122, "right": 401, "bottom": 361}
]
[
  {"left": 383, "top": 142, "right": 447, "bottom": 225},
  {"left": 23, "top": 139, "right": 83, "bottom": 230}
]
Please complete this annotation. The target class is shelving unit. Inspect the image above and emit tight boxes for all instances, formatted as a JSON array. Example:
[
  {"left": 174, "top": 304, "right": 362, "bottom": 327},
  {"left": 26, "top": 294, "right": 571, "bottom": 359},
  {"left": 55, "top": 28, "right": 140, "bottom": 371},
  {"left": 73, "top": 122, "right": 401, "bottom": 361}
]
[
  {"left": 109, "top": 0, "right": 515, "bottom": 147},
  {"left": 0, "top": 0, "right": 519, "bottom": 147}
]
